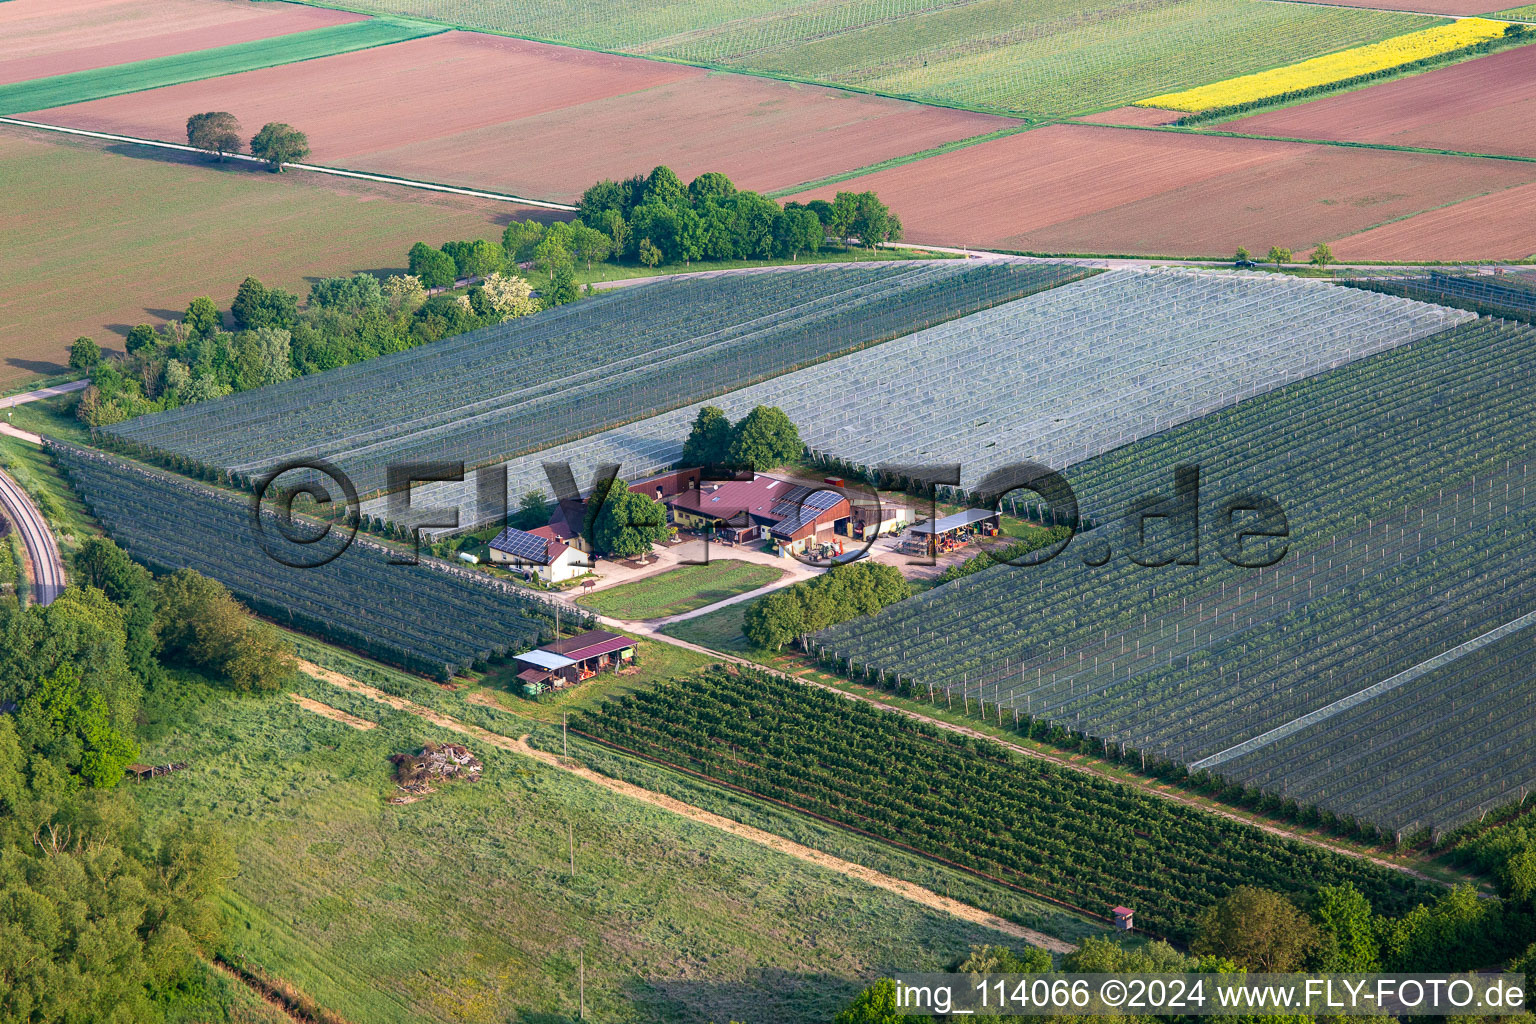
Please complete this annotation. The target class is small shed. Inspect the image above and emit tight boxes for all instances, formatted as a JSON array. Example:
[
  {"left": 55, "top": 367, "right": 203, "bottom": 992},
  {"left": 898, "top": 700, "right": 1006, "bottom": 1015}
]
[{"left": 1112, "top": 906, "right": 1135, "bottom": 930}]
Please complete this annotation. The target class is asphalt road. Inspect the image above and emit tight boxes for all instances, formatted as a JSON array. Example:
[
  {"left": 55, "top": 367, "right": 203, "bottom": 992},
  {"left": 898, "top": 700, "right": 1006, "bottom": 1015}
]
[{"left": 0, "top": 467, "right": 64, "bottom": 605}]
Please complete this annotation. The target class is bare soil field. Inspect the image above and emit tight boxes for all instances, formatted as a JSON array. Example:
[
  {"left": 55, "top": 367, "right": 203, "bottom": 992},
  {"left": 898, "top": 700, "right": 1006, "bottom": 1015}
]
[
  {"left": 0, "top": 128, "right": 542, "bottom": 387},
  {"left": 26, "top": 30, "right": 1017, "bottom": 203},
  {"left": 1224, "top": 43, "right": 1536, "bottom": 158},
  {"left": 783, "top": 124, "right": 1536, "bottom": 257},
  {"left": 1268, "top": 0, "right": 1505, "bottom": 13},
  {"left": 1331, "top": 180, "right": 1536, "bottom": 260},
  {"left": 0, "top": 0, "right": 365, "bottom": 85}
]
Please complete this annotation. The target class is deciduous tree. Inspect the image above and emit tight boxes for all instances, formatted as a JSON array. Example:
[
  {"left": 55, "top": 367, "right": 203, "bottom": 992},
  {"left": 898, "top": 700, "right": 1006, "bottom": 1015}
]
[
  {"left": 729, "top": 404, "right": 802, "bottom": 470},
  {"left": 185, "top": 111, "right": 241, "bottom": 160},
  {"left": 1193, "top": 886, "right": 1317, "bottom": 970},
  {"left": 681, "top": 405, "right": 733, "bottom": 467},
  {"left": 68, "top": 336, "right": 101, "bottom": 371},
  {"left": 583, "top": 478, "right": 669, "bottom": 558},
  {"left": 249, "top": 122, "right": 309, "bottom": 171}
]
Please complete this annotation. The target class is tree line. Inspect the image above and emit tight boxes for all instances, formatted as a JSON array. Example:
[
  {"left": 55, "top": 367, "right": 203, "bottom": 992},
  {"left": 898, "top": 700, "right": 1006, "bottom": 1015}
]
[
  {"left": 0, "top": 534, "right": 297, "bottom": 1021},
  {"left": 743, "top": 560, "right": 910, "bottom": 650},
  {"left": 838, "top": 874, "right": 1536, "bottom": 1022},
  {"left": 404, "top": 167, "right": 903, "bottom": 310},
  {"left": 187, "top": 111, "right": 309, "bottom": 171},
  {"left": 71, "top": 261, "right": 542, "bottom": 426}
]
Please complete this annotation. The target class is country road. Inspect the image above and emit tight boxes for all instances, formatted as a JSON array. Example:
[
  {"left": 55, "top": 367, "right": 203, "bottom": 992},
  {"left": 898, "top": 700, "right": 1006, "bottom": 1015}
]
[{"left": 0, "top": 466, "right": 64, "bottom": 605}]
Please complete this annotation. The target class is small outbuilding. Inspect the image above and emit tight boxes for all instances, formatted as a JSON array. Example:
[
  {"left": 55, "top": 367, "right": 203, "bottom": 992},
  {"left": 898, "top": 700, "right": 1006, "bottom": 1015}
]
[
  {"left": 487, "top": 525, "right": 588, "bottom": 583},
  {"left": 1112, "top": 906, "right": 1135, "bottom": 930},
  {"left": 900, "top": 508, "right": 1001, "bottom": 556},
  {"left": 512, "top": 630, "right": 637, "bottom": 693}
]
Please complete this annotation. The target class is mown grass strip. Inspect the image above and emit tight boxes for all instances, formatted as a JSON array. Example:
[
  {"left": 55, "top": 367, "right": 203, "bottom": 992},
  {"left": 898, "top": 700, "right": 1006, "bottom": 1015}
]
[{"left": 0, "top": 18, "right": 443, "bottom": 115}]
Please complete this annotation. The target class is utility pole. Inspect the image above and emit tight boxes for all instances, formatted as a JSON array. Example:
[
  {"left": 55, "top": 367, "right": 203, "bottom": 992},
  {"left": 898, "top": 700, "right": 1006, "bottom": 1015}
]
[
  {"left": 569, "top": 821, "right": 575, "bottom": 880},
  {"left": 563, "top": 711, "right": 568, "bottom": 757},
  {"left": 579, "top": 948, "right": 586, "bottom": 1021}
]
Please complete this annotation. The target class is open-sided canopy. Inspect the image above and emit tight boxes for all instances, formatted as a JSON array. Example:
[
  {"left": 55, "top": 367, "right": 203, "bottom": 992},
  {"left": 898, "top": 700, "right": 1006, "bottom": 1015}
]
[
  {"left": 515, "top": 649, "right": 577, "bottom": 671},
  {"left": 910, "top": 508, "right": 999, "bottom": 536}
]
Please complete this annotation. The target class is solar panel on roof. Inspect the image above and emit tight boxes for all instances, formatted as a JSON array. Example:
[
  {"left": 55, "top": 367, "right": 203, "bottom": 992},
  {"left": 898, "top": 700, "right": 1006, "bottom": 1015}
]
[{"left": 489, "top": 527, "right": 549, "bottom": 563}]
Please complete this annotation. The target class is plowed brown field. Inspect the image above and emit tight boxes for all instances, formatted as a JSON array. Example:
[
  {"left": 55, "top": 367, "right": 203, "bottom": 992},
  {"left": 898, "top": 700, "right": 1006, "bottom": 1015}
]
[
  {"left": 27, "top": 30, "right": 1017, "bottom": 202},
  {"left": 1331, "top": 180, "right": 1536, "bottom": 260},
  {"left": 782, "top": 124, "right": 1536, "bottom": 258},
  {"left": 0, "top": 0, "right": 365, "bottom": 85},
  {"left": 1226, "top": 44, "right": 1536, "bottom": 158}
]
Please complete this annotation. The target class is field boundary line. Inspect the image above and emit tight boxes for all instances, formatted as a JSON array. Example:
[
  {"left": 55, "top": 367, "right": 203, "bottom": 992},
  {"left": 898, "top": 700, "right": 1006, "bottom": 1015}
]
[
  {"left": 0, "top": 117, "right": 577, "bottom": 210},
  {"left": 294, "top": 658, "right": 1075, "bottom": 951},
  {"left": 1071, "top": 119, "right": 1536, "bottom": 164},
  {"left": 0, "top": 18, "right": 443, "bottom": 117},
  {"left": 765, "top": 123, "right": 1033, "bottom": 198},
  {"left": 1191, "top": 608, "right": 1536, "bottom": 770}
]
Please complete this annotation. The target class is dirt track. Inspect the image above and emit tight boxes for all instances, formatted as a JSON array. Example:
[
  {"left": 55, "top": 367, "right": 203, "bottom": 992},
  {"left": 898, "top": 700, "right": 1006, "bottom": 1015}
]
[
  {"left": 288, "top": 692, "right": 376, "bottom": 730},
  {"left": 296, "top": 660, "right": 1076, "bottom": 952}
]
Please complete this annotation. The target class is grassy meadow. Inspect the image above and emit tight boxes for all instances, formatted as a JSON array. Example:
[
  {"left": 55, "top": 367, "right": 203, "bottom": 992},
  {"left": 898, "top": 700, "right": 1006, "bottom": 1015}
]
[
  {"left": 575, "top": 560, "right": 785, "bottom": 620},
  {"left": 296, "top": 0, "right": 1431, "bottom": 116},
  {"left": 129, "top": 667, "right": 1095, "bottom": 1023}
]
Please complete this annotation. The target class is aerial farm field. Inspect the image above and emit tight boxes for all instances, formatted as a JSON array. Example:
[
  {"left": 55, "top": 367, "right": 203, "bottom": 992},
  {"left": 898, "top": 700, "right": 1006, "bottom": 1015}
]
[
  {"left": 131, "top": 673, "right": 1039, "bottom": 1024},
  {"left": 783, "top": 124, "right": 1536, "bottom": 257},
  {"left": 0, "top": 0, "right": 366, "bottom": 85},
  {"left": 25, "top": 30, "right": 1016, "bottom": 202},
  {"left": 1283, "top": 0, "right": 1506, "bottom": 12},
  {"left": 1330, "top": 179, "right": 1536, "bottom": 261},
  {"left": 1225, "top": 43, "right": 1536, "bottom": 158},
  {"left": 0, "top": 129, "right": 525, "bottom": 386},
  {"left": 286, "top": 0, "right": 1429, "bottom": 117}
]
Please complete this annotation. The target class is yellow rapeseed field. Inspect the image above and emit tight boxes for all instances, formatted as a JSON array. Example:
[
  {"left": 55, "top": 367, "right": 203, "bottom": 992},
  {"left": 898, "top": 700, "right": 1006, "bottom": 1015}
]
[{"left": 1138, "top": 17, "right": 1509, "bottom": 111}]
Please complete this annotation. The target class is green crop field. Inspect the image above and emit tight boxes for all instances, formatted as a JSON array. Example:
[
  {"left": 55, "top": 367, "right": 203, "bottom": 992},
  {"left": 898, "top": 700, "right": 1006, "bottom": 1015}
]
[
  {"left": 576, "top": 560, "right": 786, "bottom": 619},
  {"left": 130, "top": 670, "right": 1083, "bottom": 1022},
  {"left": 296, "top": 0, "right": 1432, "bottom": 116},
  {"left": 1495, "top": 4, "right": 1536, "bottom": 19},
  {"left": 0, "top": 19, "right": 439, "bottom": 115}
]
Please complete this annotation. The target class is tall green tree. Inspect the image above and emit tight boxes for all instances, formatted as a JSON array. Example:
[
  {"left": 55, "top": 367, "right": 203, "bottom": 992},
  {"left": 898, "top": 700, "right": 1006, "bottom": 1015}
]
[
  {"left": 729, "top": 405, "right": 802, "bottom": 470},
  {"left": 183, "top": 296, "right": 221, "bottom": 338},
  {"left": 67, "top": 336, "right": 101, "bottom": 372},
  {"left": 833, "top": 979, "right": 900, "bottom": 1024},
  {"left": 502, "top": 219, "right": 548, "bottom": 263},
  {"left": 249, "top": 122, "right": 309, "bottom": 171},
  {"left": 155, "top": 569, "right": 295, "bottom": 692},
  {"left": 681, "top": 405, "right": 733, "bottom": 467},
  {"left": 569, "top": 223, "right": 612, "bottom": 269},
  {"left": 72, "top": 538, "right": 156, "bottom": 679},
  {"left": 582, "top": 478, "right": 669, "bottom": 558},
  {"left": 185, "top": 111, "right": 241, "bottom": 160},
  {"left": 230, "top": 276, "right": 297, "bottom": 331},
  {"left": 743, "top": 589, "right": 804, "bottom": 651},
  {"left": 1193, "top": 886, "right": 1318, "bottom": 970},
  {"left": 1311, "top": 883, "right": 1381, "bottom": 971},
  {"left": 688, "top": 171, "right": 737, "bottom": 205},
  {"left": 643, "top": 165, "right": 687, "bottom": 207},
  {"left": 408, "top": 242, "right": 457, "bottom": 289},
  {"left": 124, "top": 324, "right": 158, "bottom": 355}
]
